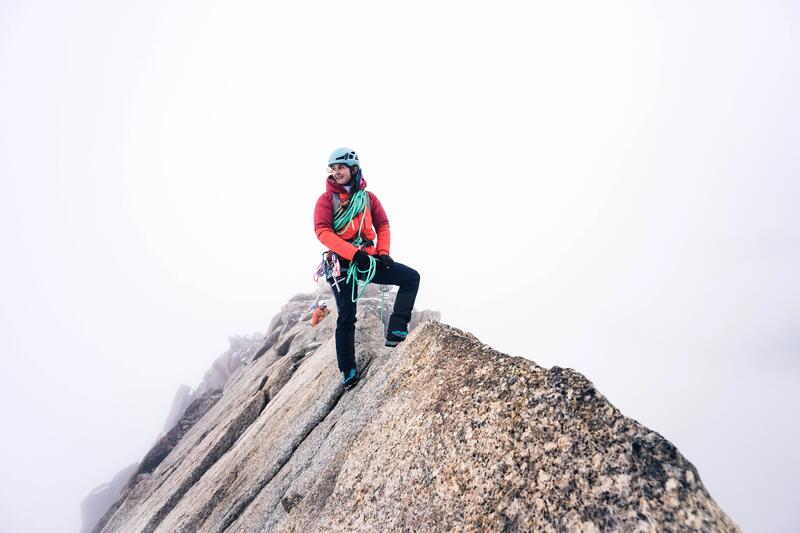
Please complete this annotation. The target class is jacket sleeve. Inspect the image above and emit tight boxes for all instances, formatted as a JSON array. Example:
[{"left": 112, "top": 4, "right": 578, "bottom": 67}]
[
  {"left": 314, "top": 193, "right": 359, "bottom": 260},
  {"left": 369, "top": 192, "right": 391, "bottom": 255}
]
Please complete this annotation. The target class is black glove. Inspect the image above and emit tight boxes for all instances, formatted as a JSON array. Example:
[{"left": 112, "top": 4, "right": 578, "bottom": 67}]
[
  {"left": 352, "top": 250, "right": 371, "bottom": 270},
  {"left": 376, "top": 254, "right": 394, "bottom": 269}
]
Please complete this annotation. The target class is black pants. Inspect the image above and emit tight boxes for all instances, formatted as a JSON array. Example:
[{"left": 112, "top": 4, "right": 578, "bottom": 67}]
[{"left": 328, "top": 261, "right": 420, "bottom": 372}]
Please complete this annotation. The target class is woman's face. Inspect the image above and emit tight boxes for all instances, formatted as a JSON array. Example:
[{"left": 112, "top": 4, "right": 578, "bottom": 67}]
[{"left": 331, "top": 164, "right": 353, "bottom": 186}]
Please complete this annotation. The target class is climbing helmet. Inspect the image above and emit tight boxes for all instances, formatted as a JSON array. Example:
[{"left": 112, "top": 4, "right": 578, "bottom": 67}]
[{"left": 328, "top": 147, "right": 360, "bottom": 168}]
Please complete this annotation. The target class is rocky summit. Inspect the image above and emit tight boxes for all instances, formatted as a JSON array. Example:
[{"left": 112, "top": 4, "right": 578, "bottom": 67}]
[{"left": 89, "top": 288, "right": 739, "bottom": 532}]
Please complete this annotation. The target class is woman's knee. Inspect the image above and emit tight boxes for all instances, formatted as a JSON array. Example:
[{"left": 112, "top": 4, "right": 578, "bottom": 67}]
[
  {"left": 406, "top": 267, "right": 420, "bottom": 286},
  {"left": 336, "top": 313, "right": 357, "bottom": 328}
]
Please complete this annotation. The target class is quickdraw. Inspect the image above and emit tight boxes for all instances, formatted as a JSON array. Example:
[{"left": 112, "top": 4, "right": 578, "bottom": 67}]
[{"left": 314, "top": 251, "right": 342, "bottom": 293}]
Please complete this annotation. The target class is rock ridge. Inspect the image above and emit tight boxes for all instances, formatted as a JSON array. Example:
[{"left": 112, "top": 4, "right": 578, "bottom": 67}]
[{"left": 91, "top": 296, "right": 737, "bottom": 532}]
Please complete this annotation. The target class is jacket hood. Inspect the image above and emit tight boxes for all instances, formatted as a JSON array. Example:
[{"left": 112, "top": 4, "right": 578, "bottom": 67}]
[{"left": 325, "top": 174, "right": 368, "bottom": 194}]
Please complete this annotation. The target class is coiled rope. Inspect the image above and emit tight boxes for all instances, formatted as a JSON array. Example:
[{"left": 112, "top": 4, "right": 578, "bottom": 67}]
[{"left": 333, "top": 189, "right": 377, "bottom": 302}]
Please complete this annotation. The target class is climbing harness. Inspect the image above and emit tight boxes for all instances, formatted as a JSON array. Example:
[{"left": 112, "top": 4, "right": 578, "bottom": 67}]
[{"left": 314, "top": 188, "right": 377, "bottom": 302}]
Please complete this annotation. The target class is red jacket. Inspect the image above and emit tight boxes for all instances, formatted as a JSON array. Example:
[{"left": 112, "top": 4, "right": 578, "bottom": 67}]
[
  {"left": 311, "top": 307, "right": 330, "bottom": 327},
  {"left": 314, "top": 175, "right": 391, "bottom": 261}
]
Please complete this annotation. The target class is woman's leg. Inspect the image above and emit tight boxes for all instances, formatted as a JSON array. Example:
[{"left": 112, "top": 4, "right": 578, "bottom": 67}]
[
  {"left": 329, "top": 275, "right": 358, "bottom": 372},
  {"left": 372, "top": 262, "right": 420, "bottom": 341}
]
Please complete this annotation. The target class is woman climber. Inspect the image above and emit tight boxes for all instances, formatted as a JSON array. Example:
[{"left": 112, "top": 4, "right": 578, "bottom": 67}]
[{"left": 313, "top": 147, "right": 421, "bottom": 388}]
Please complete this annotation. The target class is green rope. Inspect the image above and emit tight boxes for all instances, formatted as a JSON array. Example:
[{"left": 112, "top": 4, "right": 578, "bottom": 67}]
[
  {"left": 346, "top": 255, "right": 377, "bottom": 303},
  {"left": 333, "top": 190, "right": 368, "bottom": 234},
  {"left": 332, "top": 189, "right": 376, "bottom": 302}
]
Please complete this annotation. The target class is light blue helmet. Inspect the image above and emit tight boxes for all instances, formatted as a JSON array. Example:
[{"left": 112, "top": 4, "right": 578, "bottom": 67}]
[{"left": 328, "top": 147, "right": 360, "bottom": 168}]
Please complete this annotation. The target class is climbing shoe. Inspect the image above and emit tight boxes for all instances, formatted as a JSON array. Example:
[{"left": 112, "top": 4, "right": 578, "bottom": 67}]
[
  {"left": 385, "top": 330, "right": 408, "bottom": 348},
  {"left": 342, "top": 368, "right": 359, "bottom": 388}
]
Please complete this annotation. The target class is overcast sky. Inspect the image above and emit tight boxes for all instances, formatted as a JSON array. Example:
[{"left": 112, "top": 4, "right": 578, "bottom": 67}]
[{"left": 1, "top": 1, "right": 798, "bottom": 532}]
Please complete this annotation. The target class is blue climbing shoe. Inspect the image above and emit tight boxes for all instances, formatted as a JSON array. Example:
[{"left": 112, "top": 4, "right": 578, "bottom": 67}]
[
  {"left": 385, "top": 330, "right": 408, "bottom": 348},
  {"left": 342, "top": 368, "right": 359, "bottom": 388}
]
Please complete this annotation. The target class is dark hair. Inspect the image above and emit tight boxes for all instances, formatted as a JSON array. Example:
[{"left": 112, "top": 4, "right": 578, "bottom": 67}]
[{"left": 352, "top": 166, "right": 363, "bottom": 192}]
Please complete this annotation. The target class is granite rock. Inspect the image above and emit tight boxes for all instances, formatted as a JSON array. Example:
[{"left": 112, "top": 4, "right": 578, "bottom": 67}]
[
  {"left": 194, "top": 333, "right": 263, "bottom": 397},
  {"left": 93, "top": 309, "right": 736, "bottom": 532},
  {"left": 81, "top": 462, "right": 139, "bottom": 533},
  {"left": 162, "top": 385, "right": 192, "bottom": 434}
]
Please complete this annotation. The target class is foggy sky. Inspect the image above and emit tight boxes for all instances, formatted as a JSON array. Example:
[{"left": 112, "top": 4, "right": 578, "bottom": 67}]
[{"left": 1, "top": 1, "right": 798, "bottom": 532}]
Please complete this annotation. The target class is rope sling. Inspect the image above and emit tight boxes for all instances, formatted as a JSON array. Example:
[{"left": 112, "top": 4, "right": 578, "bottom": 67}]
[{"left": 332, "top": 189, "right": 377, "bottom": 303}]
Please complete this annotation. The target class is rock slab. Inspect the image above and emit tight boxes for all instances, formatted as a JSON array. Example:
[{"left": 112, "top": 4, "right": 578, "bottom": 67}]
[{"left": 94, "top": 312, "right": 738, "bottom": 532}]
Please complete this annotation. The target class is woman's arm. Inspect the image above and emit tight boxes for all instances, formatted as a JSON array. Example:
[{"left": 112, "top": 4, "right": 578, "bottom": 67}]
[
  {"left": 314, "top": 193, "right": 360, "bottom": 260},
  {"left": 369, "top": 191, "right": 391, "bottom": 255}
]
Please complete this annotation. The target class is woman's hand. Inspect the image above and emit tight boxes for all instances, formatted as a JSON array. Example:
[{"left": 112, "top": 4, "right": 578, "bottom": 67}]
[{"left": 352, "top": 250, "right": 371, "bottom": 270}]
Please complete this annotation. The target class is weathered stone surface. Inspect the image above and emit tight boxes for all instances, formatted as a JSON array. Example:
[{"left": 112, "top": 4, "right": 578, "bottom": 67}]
[
  {"left": 253, "top": 327, "right": 281, "bottom": 361},
  {"left": 260, "top": 285, "right": 425, "bottom": 336},
  {"left": 194, "top": 333, "right": 263, "bottom": 397},
  {"left": 162, "top": 385, "right": 192, "bottom": 434},
  {"left": 131, "top": 390, "right": 223, "bottom": 484},
  {"left": 94, "top": 306, "right": 737, "bottom": 532},
  {"left": 81, "top": 462, "right": 139, "bottom": 533},
  {"left": 265, "top": 312, "right": 284, "bottom": 337},
  {"left": 409, "top": 308, "right": 441, "bottom": 331}
]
